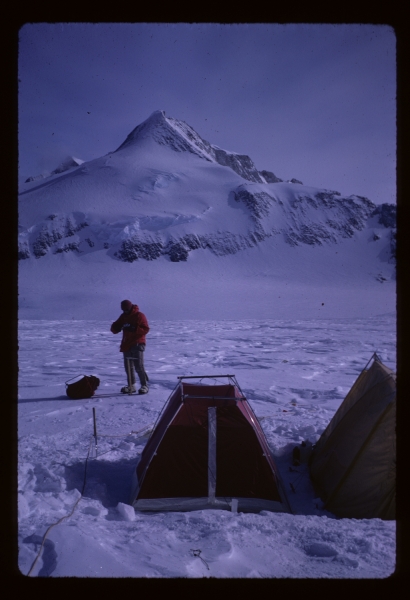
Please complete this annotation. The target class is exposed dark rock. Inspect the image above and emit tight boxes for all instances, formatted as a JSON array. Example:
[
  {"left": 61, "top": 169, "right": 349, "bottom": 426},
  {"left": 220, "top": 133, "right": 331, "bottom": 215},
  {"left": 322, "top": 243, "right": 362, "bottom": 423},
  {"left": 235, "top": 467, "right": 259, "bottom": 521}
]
[
  {"left": 167, "top": 243, "right": 189, "bottom": 262},
  {"left": 182, "top": 233, "right": 202, "bottom": 251},
  {"left": 212, "top": 148, "right": 265, "bottom": 183},
  {"left": 259, "top": 170, "right": 283, "bottom": 183},
  {"left": 117, "top": 237, "right": 163, "bottom": 262},
  {"left": 285, "top": 224, "right": 335, "bottom": 246},
  {"left": 25, "top": 174, "right": 47, "bottom": 183},
  {"left": 65, "top": 217, "right": 88, "bottom": 237},
  {"left": 18, "top": 242, "right": 30, "bottom": 260},
  {"left": 32, "top": 228, "right": 63, "bottom": 258},
  {"left": 371, "top": 203, "right": 396, "bottom": 228},
  {"left": 54, "top": 242, "right": 80, "bottom": 254},
  {"left": 233, "top": 188, "right": 273, "bottom": 219},
  {"left": 314, "top": 191, "right": 339, "bottom": 204}
]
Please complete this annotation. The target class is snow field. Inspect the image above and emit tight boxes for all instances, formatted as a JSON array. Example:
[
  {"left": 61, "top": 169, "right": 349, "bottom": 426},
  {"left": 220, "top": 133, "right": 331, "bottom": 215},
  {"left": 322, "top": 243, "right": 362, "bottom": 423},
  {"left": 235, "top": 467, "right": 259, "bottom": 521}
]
[
  {"left": 18, "top": 316, "right": 395, "bottom": 578},
  {"left": 17, "top": 316, "right": 396, "bottom": 578}
]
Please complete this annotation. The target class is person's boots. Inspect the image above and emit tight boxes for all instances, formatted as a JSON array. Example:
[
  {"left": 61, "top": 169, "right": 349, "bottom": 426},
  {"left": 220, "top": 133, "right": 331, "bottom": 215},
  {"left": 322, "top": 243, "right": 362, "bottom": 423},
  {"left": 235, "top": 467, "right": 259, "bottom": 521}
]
[{"left": 121, "top": 384, "right": 136, "bottom": 394}]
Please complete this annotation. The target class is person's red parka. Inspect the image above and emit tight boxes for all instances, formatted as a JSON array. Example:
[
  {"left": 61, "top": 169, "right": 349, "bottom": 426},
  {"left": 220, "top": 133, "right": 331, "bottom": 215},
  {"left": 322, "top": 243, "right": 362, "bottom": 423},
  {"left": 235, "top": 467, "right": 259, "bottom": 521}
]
[{"left": 110, "top": 304, "right": 149, "bottom": 352}]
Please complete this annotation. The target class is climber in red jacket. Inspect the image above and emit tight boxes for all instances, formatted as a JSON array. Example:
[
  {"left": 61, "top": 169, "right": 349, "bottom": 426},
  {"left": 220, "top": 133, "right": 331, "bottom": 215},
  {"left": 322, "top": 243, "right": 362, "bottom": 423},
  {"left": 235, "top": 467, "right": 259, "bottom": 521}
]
[{"left": 111, "top": 300, "right": 150, "bottom": 394}]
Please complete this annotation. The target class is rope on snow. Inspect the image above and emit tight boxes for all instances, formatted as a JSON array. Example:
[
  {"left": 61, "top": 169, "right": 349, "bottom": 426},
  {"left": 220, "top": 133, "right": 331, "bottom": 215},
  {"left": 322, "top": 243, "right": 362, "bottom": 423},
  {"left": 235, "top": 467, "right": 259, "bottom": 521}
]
[
  {"left": 27, "top": 437, "right": 93, "bottom": 576},
  {"left": 26, "top": 422, "right": 154, "bottom": 576}
]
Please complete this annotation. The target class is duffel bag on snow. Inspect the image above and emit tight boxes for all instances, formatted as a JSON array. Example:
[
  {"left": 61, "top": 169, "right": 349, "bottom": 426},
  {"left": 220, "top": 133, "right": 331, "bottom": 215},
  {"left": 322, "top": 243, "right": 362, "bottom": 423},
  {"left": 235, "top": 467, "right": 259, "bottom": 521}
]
[{"left": 65, "top": 375, "right": 100, "bottom": 399}]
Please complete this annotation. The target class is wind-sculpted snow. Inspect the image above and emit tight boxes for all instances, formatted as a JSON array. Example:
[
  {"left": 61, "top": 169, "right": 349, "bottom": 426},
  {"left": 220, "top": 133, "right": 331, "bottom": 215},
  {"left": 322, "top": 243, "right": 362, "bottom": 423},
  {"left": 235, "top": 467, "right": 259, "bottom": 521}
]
[{"left": 17, "top": 317, "right": 396, "bottom": 578}]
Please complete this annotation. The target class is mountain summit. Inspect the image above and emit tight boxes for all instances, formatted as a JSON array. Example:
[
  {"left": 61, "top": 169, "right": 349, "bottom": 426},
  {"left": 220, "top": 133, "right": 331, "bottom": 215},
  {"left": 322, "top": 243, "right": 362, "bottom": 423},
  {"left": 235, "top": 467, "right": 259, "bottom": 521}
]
[
  {"left": 115, "top": 110, "right": 281, "bottom": 184},
  {"left": 18, "top": 111, "right": 396, "bottom": 320}
]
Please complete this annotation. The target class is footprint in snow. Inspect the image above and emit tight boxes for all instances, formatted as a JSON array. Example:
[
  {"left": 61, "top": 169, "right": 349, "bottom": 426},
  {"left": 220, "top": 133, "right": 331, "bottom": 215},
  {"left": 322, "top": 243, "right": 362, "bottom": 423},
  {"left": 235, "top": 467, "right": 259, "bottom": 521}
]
[
  {"left": 304, "top": 542, "right": 338, "bottom": 559},
  {"left": 304, "top": 543, "right": 358, "bottom": 568}
]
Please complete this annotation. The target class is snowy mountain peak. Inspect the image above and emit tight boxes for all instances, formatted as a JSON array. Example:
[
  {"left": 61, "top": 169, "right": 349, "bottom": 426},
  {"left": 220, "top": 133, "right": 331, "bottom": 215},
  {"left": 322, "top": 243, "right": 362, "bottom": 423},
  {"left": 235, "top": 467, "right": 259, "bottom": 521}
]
[
  {"left": 115, "top": 109, "right": 215, "bottom": 161},
  {"left": 115, "top": 110, "right": 276, "bottom": 184}
]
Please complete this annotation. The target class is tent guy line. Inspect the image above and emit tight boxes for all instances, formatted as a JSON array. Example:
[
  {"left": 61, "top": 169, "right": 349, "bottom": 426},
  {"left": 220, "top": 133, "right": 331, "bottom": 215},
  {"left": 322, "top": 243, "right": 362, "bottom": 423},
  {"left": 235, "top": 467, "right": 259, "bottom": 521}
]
[{"left": 25, "top": 418, "right": 155, "bottom": 576}]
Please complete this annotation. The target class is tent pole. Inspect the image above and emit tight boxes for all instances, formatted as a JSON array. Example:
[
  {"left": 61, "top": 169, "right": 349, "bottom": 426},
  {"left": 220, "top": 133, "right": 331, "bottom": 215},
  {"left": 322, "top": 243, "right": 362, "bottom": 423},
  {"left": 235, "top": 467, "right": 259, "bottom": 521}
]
[{"left": 208, "top": 407, "right": 217, "bottom": 504}]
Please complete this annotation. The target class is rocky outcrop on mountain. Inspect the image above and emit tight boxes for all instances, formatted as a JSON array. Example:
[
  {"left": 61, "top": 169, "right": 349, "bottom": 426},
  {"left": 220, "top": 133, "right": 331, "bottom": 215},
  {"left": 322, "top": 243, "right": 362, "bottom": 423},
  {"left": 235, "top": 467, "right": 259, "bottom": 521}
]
[
  {"left": 211, "top": 148, "right": 265, "bottom": 183},
  {"left": 260, "top": 170, "right": 283, "bottom": 183},
  {"left": 115, "top": 230, "right": 261, "bottom": 263},
  {"left": 50, "top": 156, "right": 84, "bottom": 176},
  {"left": 371, "top": 203, "right": 396, "bottom": 228},
  {"left": 232, "top": 186, "right": 376, "bottom": 247},
  {"left": 24, "top": 157, "right": 84, "bottom": 184},
  {"left": 370, "top": 203, "right": 396, "bottom": 264},
  {"left": 233, "top": 188, "right": 274, "bottom": 220},
  {"left": 19, "top": 214, "right": 88, "bottom": 259},
  {"left": 25, "top": 173, "right": 48, "bottom": 183}
]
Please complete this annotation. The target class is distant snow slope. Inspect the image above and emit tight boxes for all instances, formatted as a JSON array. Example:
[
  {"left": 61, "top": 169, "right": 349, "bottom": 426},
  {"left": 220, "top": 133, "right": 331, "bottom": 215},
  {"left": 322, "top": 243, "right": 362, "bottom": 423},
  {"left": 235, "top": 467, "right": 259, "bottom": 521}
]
[{"left": 18, "top": 110, "right": 396, "bottom": 320}]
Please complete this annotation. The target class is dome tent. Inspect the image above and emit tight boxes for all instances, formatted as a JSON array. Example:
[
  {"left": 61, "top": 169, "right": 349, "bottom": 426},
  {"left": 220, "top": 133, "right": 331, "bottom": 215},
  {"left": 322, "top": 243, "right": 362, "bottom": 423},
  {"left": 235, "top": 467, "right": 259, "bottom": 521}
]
[
  {"left": 309, "top": 354, "right": 396, "bottom": 520},
  {"left": 130, "top": 375, "right": 292, "bottom": 513}
]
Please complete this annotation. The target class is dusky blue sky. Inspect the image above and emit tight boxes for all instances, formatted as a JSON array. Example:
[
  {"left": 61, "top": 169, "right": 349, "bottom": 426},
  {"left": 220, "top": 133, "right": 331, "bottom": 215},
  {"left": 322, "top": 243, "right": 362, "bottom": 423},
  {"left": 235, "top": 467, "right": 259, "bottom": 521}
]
[{"left": 18, "top": 22, "right": 396, "bottom": 204}]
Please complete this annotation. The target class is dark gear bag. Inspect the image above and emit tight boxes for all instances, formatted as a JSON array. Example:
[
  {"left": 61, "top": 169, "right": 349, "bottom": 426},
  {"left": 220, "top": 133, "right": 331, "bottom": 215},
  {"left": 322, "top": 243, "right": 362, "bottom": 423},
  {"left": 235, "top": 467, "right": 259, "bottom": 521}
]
[{"left": 65, "top": 375, "right": 100, "bottom": 399}]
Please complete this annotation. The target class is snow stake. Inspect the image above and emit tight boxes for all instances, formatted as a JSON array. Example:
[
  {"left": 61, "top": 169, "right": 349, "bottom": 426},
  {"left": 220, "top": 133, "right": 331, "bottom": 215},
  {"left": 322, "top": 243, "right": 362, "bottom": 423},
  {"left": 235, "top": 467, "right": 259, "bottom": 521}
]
[{"left": 92, "top": 407, "right": 98, "bottom": 457}]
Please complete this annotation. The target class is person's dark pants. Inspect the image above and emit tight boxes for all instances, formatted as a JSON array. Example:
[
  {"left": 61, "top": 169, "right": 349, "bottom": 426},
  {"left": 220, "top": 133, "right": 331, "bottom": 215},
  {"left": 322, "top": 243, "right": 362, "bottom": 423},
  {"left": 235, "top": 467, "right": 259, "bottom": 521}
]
[{"left": 123, "top": 343, "right": 148, "bottom": 387}]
